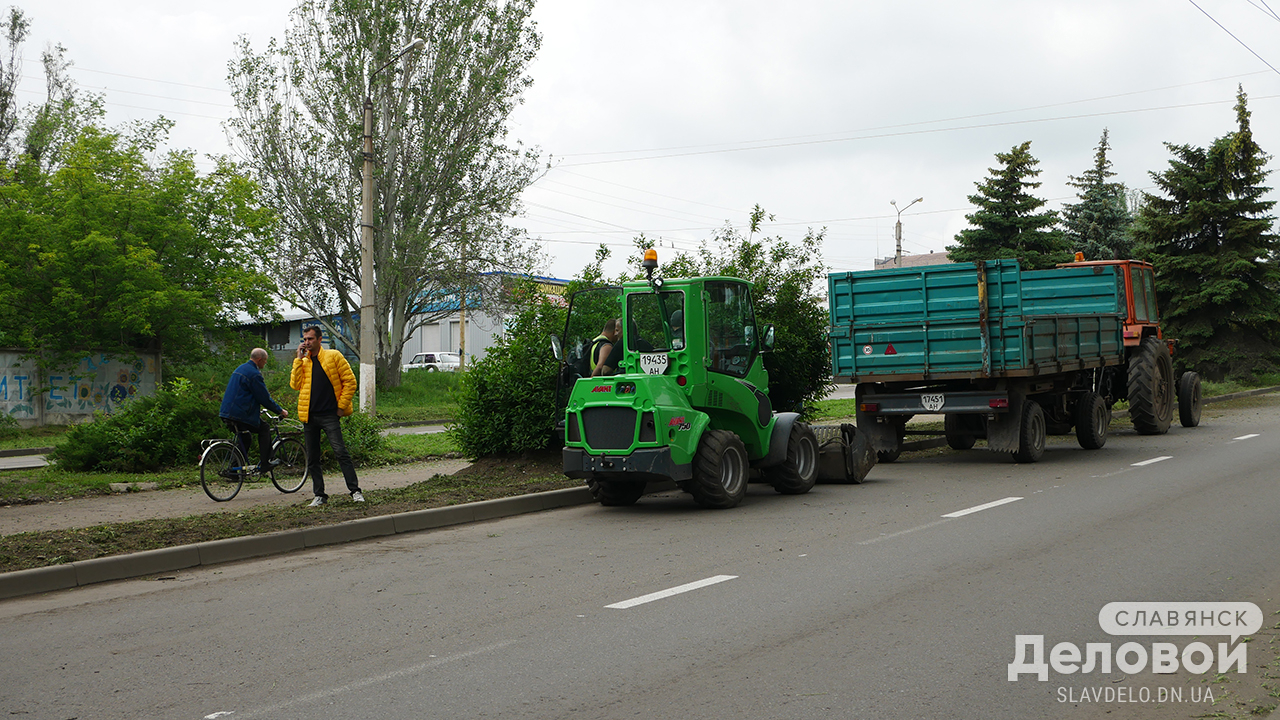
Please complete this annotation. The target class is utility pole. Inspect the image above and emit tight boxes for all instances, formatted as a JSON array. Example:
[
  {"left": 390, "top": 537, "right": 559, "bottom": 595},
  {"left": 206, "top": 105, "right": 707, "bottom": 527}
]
[
  {"left": 890, "top": 197, "right": 924, "bottom": 266},
  {"left": 359, "top": 38, "right": 424, "bottom": 416}
]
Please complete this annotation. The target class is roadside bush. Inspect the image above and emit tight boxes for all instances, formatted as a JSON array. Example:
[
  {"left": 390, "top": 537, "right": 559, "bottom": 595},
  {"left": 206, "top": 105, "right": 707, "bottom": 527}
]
[
  {"left": 51, "top": 382, "right": 222, "bottom": 472},
  {"left": 0, "top": 413, "right": 19, "bottom": 440},
  {"left": 452, "top": 282, "right": 565, "bottom": 457}
]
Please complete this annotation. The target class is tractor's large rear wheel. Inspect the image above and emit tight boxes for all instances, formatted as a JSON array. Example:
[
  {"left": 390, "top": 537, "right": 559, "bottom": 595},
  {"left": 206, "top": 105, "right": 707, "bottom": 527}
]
[
  {"left": 689, "top": 429, "right": 749, "bottom": 509},
  {"left": 587, "top": 478, "right": 646, "bottom": 506},
  {"left": 766, "top": 422, "right": 818, "bottom": 495},
  {"left": 1127, "top": 337, "right": 1174, "bottom": 435}
]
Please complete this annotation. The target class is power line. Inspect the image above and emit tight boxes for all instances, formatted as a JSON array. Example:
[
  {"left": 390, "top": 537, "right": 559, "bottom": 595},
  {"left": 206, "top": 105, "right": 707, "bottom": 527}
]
[
  {"left": 23, "top": 57, "right": 231, "bottom": 93},
  {"left": 559, "top": 95, "right": 1280, "bottom": 168},
  {"left": 1186, "top": 0, "right": 1280, "bottom": 76},
  {"left": 555, "top": 71, "right": 1272, "bottom": 161}
]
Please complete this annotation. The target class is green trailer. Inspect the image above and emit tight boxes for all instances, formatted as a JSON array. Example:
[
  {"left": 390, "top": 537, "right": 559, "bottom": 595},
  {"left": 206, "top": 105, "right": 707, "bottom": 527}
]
[{"left": 829, "top": 258, "right": 1203, "bottom": 463}]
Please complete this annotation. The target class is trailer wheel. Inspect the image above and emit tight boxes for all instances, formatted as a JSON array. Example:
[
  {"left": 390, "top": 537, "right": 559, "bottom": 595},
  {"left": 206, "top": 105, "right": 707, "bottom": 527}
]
[
  {"left": 1127, "top": 337, "right": 1174, "bottom": 435},
  {"left": 944, "top": 414, "right": 976, "bottom": 450},
  {"left": 766, "top": 422, "right": 818, "bottom": 495},
  {"left": 689, "top": 429, "right": 749, "bottom": 509},
  {"left": 1012, "top": 399, "right": 1046, "bottom": 463},
  {"left": 587, "top": 478, "right": 646, "bottom": 506},
  {"left": 1074, "top": 391, "right": 1109, "bottom": 450},
  {"left": 1178, "top": 371, "right": 1203, "bottom": 428}
]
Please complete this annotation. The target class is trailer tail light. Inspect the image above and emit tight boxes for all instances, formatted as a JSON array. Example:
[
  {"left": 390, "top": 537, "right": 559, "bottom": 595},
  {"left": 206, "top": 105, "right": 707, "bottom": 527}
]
[
  {"left": 859, "top": 402, "right": 880, "bottom": 412},
  {"left": 989, "top": 399, "right": 1009, "bottom": 409}
]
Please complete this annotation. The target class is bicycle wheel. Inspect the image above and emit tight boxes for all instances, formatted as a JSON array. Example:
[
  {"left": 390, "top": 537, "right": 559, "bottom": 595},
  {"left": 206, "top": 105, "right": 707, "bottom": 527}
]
[
  {"left": 201, "top": 441, "right": 245, "bottom": 502},
  {"left": 270, "top": 437, "right": 309, "bottom": 493}
]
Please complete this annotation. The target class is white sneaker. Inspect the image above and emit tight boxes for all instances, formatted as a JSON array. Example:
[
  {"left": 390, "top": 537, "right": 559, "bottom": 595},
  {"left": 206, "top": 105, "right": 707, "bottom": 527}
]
[
  {"left": 309, "top": 496, "right": 327, "bottom": 507},
  {"left": 351, "top": 491, "right": 365, "bottom": 503}
]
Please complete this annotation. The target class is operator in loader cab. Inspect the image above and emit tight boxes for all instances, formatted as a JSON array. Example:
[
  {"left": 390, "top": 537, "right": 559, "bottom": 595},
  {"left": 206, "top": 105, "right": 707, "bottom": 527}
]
[{"left": 589, "top": 318, "right": 621, "bottom": 377}]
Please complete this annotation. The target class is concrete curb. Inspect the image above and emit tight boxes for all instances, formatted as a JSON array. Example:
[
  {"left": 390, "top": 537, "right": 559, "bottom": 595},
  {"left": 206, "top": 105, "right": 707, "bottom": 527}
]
[{"left": 0, "top": 485, "right": 595, "bottom": 601}]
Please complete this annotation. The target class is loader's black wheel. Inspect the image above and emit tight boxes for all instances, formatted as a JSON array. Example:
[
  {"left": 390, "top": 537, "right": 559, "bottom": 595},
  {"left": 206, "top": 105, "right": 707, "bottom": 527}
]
[
  {"left": 1178, "top": 371, "right": 1203, "bottom": 428},
  {"left": 1012, "top": 399, "right": 1046, "bottom": 463},
  {"left": 766, "top": 422, "right": 818, "bottom": 495},
  {"left": 689, "top": 429, "right": 748, "bottom": 509},
  {"left": 587, "top": 478, "right": 646, "bottom": 506},
  {"left": 1074, "top": 391, "right": 1109, "bottom": 450},
  {"left": 1127, "top": 336, "right": 1174, "bottom": 435},
  {"left": 944, "top": 414, "right": 976, "bottom": 450}
]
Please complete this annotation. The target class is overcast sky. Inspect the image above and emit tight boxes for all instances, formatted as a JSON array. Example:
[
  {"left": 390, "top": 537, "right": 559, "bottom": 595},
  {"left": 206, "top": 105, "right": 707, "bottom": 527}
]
[{"left": 20, "top": 0, "right": 1280, "bottom": 281}]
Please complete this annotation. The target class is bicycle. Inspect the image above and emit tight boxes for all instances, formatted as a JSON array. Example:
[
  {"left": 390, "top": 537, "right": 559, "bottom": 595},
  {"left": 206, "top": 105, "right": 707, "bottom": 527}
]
[{"left": 200, "top": 410, "right": 309, "bottom": 502}]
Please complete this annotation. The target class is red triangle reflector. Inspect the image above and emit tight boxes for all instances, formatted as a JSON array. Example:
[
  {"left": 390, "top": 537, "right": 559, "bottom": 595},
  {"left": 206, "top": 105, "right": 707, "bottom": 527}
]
[{"left": 885, "top": 343, "right": 897, "bottom": 355}]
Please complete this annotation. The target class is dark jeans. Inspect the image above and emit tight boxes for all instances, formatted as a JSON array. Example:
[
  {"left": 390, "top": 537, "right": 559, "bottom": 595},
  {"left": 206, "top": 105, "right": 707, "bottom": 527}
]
[
  {"left": 224, "top": 418, "right": 273, "bottom": 469},
  {"left": 304, "top": 412, "right": 360, "bottom": 498}
]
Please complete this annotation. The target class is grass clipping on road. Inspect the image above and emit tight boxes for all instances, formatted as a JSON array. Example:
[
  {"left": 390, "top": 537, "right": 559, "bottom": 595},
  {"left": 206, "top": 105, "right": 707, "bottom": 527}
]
[{"left": 0, "top": 452, "right": 573, "bottom": 574}]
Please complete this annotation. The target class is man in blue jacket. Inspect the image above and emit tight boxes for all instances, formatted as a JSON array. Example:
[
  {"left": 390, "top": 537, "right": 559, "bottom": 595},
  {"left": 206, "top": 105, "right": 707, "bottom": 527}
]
[{"left": 219, "top": 348, "right": 289, "bottom": 472}]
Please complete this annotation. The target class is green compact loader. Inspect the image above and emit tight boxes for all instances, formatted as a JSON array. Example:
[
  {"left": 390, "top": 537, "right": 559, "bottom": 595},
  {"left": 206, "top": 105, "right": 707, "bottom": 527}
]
[{"left": 553, "top": 250, "right": 873, "bottom": 509}]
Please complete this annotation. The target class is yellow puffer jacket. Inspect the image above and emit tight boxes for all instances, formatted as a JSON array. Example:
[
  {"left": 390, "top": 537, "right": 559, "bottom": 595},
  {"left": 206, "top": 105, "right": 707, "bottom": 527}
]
[{"left": 290, "top": 348, "right": 357, "bottom": 422}]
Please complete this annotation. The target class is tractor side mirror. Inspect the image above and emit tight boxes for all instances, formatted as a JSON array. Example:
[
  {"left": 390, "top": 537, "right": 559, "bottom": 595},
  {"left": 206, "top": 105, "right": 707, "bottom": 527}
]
[
  {"left": 549, "top": 335, "right": 563, "bottom": 361},
  {"left": 761, "top": 325, "right": 775, "bottom": 352}
]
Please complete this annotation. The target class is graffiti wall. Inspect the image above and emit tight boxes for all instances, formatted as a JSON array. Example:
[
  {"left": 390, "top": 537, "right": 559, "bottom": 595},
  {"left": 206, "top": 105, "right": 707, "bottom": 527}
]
[{"left": 0, "top": 351, "right": 160, "bottom": 426}]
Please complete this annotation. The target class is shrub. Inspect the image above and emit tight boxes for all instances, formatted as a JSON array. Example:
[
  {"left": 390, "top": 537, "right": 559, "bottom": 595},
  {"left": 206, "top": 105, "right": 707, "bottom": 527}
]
[
  {"left": 51, "top": 382, "right": 222, "bottom": 472},
  {"left": 452, "top": 283, "right": 565, "bottom": 457},
  {"left": 0, "top": 413, "right": 19, "bottom": 440}
]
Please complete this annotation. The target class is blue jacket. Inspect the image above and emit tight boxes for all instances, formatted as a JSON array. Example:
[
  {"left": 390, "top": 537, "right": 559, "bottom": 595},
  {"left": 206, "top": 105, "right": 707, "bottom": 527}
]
[{"left": 219, "top": 361, "right": 284, "bottom": 427}]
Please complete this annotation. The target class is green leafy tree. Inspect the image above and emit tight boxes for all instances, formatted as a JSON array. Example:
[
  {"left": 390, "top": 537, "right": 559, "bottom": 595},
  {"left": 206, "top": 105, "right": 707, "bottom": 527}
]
[
  {"left": 1062, "top": 129, "right": 1133, "bottom": 260},
  {"left": 0, "top": 122, "right": 278, "bottom": 369},
  {"left": 1131, "top": 87, "right": 1280, "bottom": 380},
  {"left": 228, "top": 0, "right": 543, "bottom": 389},
  {"left": 948, "top": 141, "right": 1070, "bottom": 270}
]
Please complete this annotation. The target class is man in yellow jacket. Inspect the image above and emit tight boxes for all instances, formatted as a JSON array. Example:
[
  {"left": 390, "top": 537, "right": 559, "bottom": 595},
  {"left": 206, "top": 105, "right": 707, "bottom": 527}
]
[{"left": 292, "top": 325, "right": 364, "bottom": 506}]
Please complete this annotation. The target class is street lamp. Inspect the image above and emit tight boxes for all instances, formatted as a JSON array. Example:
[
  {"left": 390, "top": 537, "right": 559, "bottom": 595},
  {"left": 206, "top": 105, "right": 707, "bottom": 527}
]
[
  {"left": 360, "top": 37, "right": 424, "bottom": 416},
  {"left": 890, "top": 197, "right": 924, "bottom": 266}
]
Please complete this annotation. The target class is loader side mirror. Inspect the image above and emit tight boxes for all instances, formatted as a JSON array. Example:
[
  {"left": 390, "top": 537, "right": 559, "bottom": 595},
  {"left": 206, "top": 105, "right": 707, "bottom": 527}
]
[
  {"left": 761, "top": 325, "right": 775, "bottom": 352},
  {"left": 549, "top": 335, "right": 563, "bottom": 361}
]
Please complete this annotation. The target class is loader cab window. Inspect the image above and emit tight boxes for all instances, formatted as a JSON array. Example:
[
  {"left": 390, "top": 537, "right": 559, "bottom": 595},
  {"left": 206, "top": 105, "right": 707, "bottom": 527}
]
[
  {"left": 627, "top": 291, "right": 684, "bottom": 353},
  {"left": 707, "top": 281, "right": 757, "bottom": 378},
  {"left": 563, "top": 286, "right": 624, "bottom": 378}
]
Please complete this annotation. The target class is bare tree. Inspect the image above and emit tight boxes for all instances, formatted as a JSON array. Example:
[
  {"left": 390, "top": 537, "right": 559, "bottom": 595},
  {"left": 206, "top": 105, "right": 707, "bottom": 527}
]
[{"left": 228, "top": 0, "right": 542, "bottom": 385}]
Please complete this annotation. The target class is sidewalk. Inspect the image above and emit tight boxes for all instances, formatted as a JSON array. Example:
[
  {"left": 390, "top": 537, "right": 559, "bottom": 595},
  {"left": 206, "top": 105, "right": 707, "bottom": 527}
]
[{"left": 0, "top": 457, "right": 471, "bottom": 536}]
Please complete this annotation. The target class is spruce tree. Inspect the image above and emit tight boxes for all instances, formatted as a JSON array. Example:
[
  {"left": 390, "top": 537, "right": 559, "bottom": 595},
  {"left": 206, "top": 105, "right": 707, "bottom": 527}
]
[
  {"left": 1132, "top": 86, "right": 1280, "bottom": 379},
  {"left": 1062, "top": 129, "right": 1133, "bottom": 260},
  {"left": 947, "top": 141, "right": 1070, "bottom": 270}
]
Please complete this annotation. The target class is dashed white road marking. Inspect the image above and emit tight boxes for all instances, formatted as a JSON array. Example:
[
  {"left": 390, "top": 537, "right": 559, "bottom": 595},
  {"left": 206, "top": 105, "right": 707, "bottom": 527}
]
[
  {"left": 1234, "top": 434, "right": 1260, "bottom": 441},
  {"left": 606, "top": 575, "right": 738, "bottom": 609},
  {"left": 228, "top": 640, "right": 516, "bottom": 719},
  {"left": 1131, "top": 456, "right": 1173, "bottom": 467},
  {"left": 941, "top": 496, "right": 1023, "bottom": 519},
  {"left": 858, "top": 519, "right": 952, "bottom": 545}
]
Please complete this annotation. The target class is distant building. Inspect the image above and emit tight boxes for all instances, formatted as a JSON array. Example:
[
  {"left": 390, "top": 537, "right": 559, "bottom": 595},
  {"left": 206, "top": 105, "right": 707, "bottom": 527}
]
[
  {"left": 239, "top": 272, "right": 570, "bottom": 366},
  {"left": 873, "top": 251, "right": 954, "bottom": 270}
]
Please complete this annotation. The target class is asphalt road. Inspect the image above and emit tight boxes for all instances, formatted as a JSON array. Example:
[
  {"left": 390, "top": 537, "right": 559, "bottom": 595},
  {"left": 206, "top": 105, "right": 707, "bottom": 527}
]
[{"left": 3, "top": 396, "right": 1279, "bottom": 720}]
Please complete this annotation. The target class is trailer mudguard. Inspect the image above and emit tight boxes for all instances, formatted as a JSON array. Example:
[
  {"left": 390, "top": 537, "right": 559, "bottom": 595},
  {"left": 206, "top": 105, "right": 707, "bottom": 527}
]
[{"left": 984, "top": 385, "right": 1026, "bottom": 454}]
